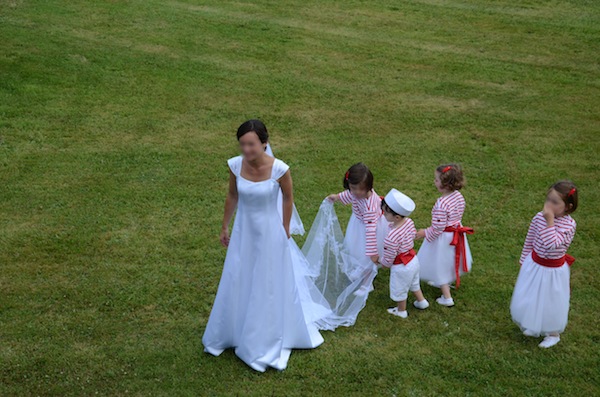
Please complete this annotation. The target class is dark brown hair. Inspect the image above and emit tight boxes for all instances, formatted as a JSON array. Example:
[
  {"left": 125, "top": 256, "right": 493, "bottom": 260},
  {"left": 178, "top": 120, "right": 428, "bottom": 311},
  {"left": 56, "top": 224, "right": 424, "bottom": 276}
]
[
  {"left": 549, "top": 180, "right": 578, "bottom": 214},
  {"left": 381, "top": 199, "right": 403, "bottom": 218},
  {"left": 343, "top": 163, "right": 374, "bottom": 191},
  {"left": 436, "top": 163, "right": 465, "bottom": 191},
  {"left": 236, "top": 119, "right": 269, "bottom": 143}
]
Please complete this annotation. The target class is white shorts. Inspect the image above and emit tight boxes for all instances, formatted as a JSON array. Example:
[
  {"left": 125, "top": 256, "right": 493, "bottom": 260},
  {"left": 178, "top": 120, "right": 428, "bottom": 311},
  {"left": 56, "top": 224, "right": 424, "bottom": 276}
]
[{"left": 390, "top": 257, "right": 421, "bottom": 302}]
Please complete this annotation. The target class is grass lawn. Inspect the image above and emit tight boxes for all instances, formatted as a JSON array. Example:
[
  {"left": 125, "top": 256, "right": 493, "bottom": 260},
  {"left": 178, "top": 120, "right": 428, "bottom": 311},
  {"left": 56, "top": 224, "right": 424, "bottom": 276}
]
[{"left": 1, "top": 0, "right": 599, "bottom": 395}]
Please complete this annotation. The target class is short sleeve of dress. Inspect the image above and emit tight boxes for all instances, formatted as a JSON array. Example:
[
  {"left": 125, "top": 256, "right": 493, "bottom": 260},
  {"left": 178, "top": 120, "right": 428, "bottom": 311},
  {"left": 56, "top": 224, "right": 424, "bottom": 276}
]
[
  {"left": 227, "top": 156, "right": 242, "bottom": 177},
  {"left": 271, "top": 158, "right": 290, "bottom": 180}
]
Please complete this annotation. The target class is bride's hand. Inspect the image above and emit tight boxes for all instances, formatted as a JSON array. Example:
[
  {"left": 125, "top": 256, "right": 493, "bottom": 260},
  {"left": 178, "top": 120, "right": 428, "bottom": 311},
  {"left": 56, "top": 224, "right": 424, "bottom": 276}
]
[{"left": 220, "top": 228, "right": 230, "bottom": 247}]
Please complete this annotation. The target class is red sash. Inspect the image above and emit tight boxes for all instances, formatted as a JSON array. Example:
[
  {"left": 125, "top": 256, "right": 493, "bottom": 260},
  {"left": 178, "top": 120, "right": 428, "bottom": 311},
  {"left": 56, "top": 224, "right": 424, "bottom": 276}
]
[
  {"left": 444, "top": 225, "right": 474, "bottom": 288},
  {"left": 531, "top": 250, "right": 575, "bottom": 268},
  {"left": 393, "top": 249, "right": 416, "bottom": 266}
]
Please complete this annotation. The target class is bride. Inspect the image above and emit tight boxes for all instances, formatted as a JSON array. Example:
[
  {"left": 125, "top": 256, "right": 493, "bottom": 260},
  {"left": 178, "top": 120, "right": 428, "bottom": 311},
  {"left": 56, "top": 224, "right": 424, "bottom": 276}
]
[{"left": 202, "top": 120, "right": 330, "bottom": 372}]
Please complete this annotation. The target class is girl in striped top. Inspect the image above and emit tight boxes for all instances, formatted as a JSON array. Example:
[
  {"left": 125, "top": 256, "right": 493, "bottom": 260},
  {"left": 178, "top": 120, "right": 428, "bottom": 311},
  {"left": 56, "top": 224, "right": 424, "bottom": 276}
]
[
  {"left": 416, "top": 164, "right": 473, "bottom": 307},
  {"left": 327, "top": 163, "right": 386, "bottom": 296},
  {"left": 510, "top": 180, "right": 578, "bottom": 348}
]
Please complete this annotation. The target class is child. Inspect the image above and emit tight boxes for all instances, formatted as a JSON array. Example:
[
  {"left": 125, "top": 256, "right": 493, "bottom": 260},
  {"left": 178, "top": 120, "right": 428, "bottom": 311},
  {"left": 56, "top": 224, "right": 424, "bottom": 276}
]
[
  {"left": 327, "top": 163, "right": 386, "bottom": 296},
  {"left": 377, "top": 189, "right": 429, "bottom": 318},
  {"left": 510, "top": 180, "right": 578, "bottom": 348},
  {"left": 416, "top": 164, "right": 473, "bottom": 307}
]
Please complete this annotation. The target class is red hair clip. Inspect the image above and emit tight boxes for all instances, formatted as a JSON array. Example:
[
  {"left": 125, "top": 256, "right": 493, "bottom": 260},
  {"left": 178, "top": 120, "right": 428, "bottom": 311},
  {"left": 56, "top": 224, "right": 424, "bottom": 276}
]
[
  {"left": 442, "top": 166, "right": 452, "bottom": 173},
  {"left": 345, "top": 171, "right": 349, "bottom": 180},
  {"left": 568, "top": 188, "right": 576, "bottom": 197}
]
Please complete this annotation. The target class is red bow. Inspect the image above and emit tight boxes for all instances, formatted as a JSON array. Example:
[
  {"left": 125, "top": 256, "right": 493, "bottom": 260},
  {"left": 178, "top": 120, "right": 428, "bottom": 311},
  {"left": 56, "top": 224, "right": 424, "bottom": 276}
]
[
  {"left": 568, "top": 188, "right": 576, "bottom": 197},
  {"left": 393, "top": 249, "right": 416, "bottom": 265},
  {"left": 345, "top": 171, "right": 349, "bottom": 180},
  {"left": 444, "top": 225, "right": 474, "bottom": 288},
  {"left": 442, "top": 166, "right": 452, "bottom": 173}
]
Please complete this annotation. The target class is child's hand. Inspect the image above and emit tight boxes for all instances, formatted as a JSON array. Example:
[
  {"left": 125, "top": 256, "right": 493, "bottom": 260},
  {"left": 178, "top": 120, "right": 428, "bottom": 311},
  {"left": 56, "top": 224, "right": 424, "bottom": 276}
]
[
  {"left": 326, "top": 194, "right": 339, "bottom": 202},
  {"left": 415, "top": 229, "right": 426, "bottom": 240},
  {"left": 370, "top": 255, "right": 379, "bottom": 263},
  {"left": 542, "top": 202, "right": 555, "bottom": 226}
]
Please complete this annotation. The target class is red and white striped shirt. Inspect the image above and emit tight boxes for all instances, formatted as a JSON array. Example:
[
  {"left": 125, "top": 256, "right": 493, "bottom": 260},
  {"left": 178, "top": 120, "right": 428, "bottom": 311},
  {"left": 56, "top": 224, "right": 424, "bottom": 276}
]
[
  {"left": 520, "top": 212, "right": 576, "bottom": 265},
  {"left": 338, "top": 189, "right": 382, "bottom": 256},
  {"left": 425, "top": 190, "right": 466, "bottom": 242},
  {"left": 381, "top": 219, "right": 416, "bottom": 266}
]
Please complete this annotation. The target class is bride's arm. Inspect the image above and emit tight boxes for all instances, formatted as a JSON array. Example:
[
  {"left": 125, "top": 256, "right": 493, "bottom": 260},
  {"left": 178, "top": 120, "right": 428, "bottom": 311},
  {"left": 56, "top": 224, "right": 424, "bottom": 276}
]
[
  {"left": 220, "top": 169, "right": 238, "bottom": 247},
  {"left": 279, "top": 170, "right": 293, "bottom": 238}
]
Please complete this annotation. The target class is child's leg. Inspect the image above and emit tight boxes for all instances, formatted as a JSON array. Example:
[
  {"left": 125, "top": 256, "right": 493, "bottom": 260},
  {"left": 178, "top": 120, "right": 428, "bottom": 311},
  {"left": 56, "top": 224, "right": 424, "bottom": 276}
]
[
  {"left": 396, "top": 299, "right": 407, "bottom": 311},
  {"left": 436, "top": 284, "right": 454, "bottom": 306},
  {"left": 410, "top": 265, "right": 429, "bottom": 309},
  {"left": 441, "top": 284, "right": 452, "bottom": 299},
  {"left": 412, "top": 289, "right": 426, "bottom": 302}
]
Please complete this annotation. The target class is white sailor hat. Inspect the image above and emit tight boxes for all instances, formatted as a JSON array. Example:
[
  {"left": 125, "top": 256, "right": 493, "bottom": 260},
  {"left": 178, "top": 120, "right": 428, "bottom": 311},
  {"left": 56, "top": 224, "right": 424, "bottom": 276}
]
[{"left": 384, "top": 188, "right": 415, "bottom": 217}]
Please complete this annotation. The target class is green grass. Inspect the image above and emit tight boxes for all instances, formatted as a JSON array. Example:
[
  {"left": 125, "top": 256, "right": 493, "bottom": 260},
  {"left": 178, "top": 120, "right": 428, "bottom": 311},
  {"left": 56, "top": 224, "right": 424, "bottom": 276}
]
[{"left": 1, "top": 0, "right": 599, "bottom": 395}]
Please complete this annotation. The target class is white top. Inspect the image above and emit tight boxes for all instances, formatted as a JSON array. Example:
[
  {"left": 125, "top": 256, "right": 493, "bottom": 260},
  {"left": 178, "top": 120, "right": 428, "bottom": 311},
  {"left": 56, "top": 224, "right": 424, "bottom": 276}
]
[{"left": 227, "top": 155, "right": 289, "bottom": 181}]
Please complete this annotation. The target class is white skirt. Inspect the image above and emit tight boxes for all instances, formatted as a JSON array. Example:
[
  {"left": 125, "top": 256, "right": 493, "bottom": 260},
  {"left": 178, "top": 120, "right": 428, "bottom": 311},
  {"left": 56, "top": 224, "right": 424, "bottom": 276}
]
[
  {"left": 417, "top": 230, "right": 472, "bottom": 286},
  {"left": 510, "top": 253, "right": 570, "bottom": 336},
  {"left": 342, "top": 213, "right": 386, "bottom": 282}
]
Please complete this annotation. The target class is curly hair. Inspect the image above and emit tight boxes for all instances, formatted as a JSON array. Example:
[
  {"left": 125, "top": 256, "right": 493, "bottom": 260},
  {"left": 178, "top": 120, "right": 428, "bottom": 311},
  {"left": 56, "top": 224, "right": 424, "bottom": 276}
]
[{"left": 436, "top": 163, "right": 465, "bottom": 191}]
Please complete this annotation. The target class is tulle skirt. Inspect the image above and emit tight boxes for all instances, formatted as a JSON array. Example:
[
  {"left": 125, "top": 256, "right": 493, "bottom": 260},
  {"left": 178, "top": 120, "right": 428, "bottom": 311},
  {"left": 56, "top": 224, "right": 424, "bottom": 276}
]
[
  {"left": 510, "top": 253, "right": 570, "bottom": 336},
  {"left": 417, "top": 230, "right": 472, "bottom": 286},
  {"left": 342, "top": 213, "right": 386, "bottom": 282}
]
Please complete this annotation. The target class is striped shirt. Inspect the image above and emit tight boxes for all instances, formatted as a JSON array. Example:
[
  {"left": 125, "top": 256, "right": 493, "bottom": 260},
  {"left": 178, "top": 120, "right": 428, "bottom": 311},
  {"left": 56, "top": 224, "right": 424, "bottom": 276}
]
[
  {"left": 520, "top": 212, "right": 576, "bottom": 265},
  {"left": 381, "top": 219, "right": 416, "bottom": 266},
  {"left": 338, "top": 189, "right": 382, "bottom": 256},
  {"left": 425, "top": 190, "right": 466, "bottom": 242}
]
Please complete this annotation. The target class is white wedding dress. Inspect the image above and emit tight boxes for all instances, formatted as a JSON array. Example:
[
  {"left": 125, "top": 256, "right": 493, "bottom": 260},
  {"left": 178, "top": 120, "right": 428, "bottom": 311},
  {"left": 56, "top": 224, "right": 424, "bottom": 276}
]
[
  {"left": 265, "top": 143, "right": 305, "bottom": 235},
  {"left": 202, "top": 156, "right": 331, "bottom": 372}
]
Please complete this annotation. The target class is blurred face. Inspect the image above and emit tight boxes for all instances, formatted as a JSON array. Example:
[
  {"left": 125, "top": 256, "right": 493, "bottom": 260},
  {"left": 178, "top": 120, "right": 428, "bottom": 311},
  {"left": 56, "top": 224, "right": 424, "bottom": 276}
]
[
  {"left": 434, "top": 171, "right": 445, "bottom": 193},
  {"left": 239, "top": 131, "right": 266, "bottom": 161},
  {"left": 382, "top": 208, "right": 398, "bottom": 222},
  {"left": 349, "top": 183, "right": 369, "bottom": 199},
  {"left": 546, "top": 189, "right": 567, "bottom": 217}
]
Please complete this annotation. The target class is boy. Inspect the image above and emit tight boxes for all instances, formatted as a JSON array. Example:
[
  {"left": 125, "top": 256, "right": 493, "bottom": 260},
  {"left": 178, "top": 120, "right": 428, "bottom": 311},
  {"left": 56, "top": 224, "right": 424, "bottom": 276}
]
[{"left": 377, "top": 189, "right": 429, "bottom": 318}]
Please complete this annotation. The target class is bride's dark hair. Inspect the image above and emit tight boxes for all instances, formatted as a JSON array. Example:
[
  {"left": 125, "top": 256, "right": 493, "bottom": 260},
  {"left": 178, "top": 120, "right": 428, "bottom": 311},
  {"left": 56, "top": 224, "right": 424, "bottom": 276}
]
[{"left": 237, "top": 119, "right": 269, "bottom": 143}]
